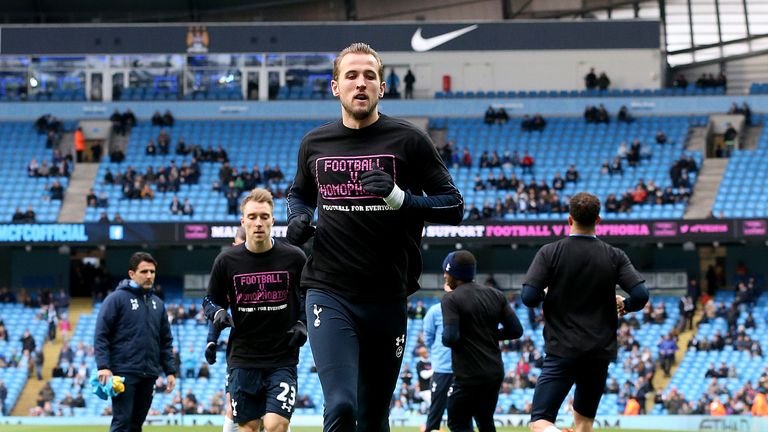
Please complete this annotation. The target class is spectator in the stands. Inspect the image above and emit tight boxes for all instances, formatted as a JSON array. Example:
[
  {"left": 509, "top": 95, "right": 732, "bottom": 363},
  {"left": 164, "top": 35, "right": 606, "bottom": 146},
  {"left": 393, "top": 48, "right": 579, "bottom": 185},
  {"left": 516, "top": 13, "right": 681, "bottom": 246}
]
[
  {"left": 113, "top": 213, "right": 124, "bottom": 223},
  {"left": 564, "top": 164, "right": 579, "bottom": 183},
  {"left": 476, "top": 152, "right": 489, "bottom": 170},
  {"left": 145, "top": 140, "right": 156, "bottom": 156},
  {"left": 175, "top": 137, "right": 189, "bottom": 155},
  {"left": 28, "top": 158, "right": 39, "bottom": 177},
  {"left": 162, "top": 110, "right": 175, "bottom": 127},
  {"left": 618, "top": 105, "right": 633, "bottom": 123},
  {"left": 496, "top": 107, "right": 509, "bottom": 124},
  {"left": 151, "top": 111, "right": 164, "bottom": 126},
  {"left": 597, "top": 71, "right": 611, "bottom": 90},
  {"left": 12, "top": 207, "right": 26, "bottom": 223},
  {"left": 656, "top": 129, "right": 668, "bottom": 144},
  {"left": 672, "top": 73, "right": 688, "bottom": 89},
  {"left": 86, "top": 189, "right": 98, "bottom": 207},
  {"left": 605, "top": 194, "right": 619, "bottom": 213},
  {"left": 460, "top": 148, "right": 472, "bottom": 168},
  {"left": 521, "top": 151, "right": 534, "bottom": 174},
  {"left": 182, "top": 198, "right": 194, "bottom": 216},
  {"left": 169, "top": 196, "right": 182, "bottom": 215},
  {"left": 466, "top": 203, "right": 481, "bottom": 221},
  {"left": 596, "top": 104, "right": 610, "bottom": 123},
  {"left": 110, "top": 110, "right": 126, "bottom": 136},
  {"left": 38, "top": 161, "right": 50, "bottom": 177},
  {"left": 48, "top": 181, "right": 64, "bottom": 200},
  {"left": 584, "top": 67, "right": 597, "bottom": 89},
  {"left": 627, "top": 139, "right": 641, "bottom": 167},
  {"left": 658, "top": 333, "right": 677, "bottom": 377},
  {"left": 521, "top": 115, "right": 533, "bottom": 132},
  {"left": 551, "top": 173, "right": 564, "bottom": 191},
  {"left": 531, "top": 114, "right": 546, "bottom": 131},
  {"left": 489, "top": 151, "right": 501, "bottom": 168},
  {"left": 584, "top": 105, "right": 598, "bottom": 123},
  {"left": 723, "top": 122, "right": 738, "bottom": 157},
  {"left": 484, "top": 106, "right": 496, "bottom": 125},
  {"left": 98, "top": 212, "right": 110, "bottom": 223}
]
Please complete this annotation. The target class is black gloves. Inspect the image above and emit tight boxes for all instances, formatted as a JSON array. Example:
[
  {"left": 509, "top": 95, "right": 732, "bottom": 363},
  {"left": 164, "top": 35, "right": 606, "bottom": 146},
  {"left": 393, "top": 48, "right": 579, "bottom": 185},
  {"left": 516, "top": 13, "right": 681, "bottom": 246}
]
[
  {"left": 287, "top": 321, "right": 308, "bottom": 348},
  {"left": 204, "top": 342, "right": 217, "bottom": 365},
  {"left": 212, "top": 308, "right": 235, "bottom": 333},
  {"left": 286, "top": 214, "right": 315, "bottom": 245},
  {"left": 360, "top": 169, "right": 395, "bottom": 197}
]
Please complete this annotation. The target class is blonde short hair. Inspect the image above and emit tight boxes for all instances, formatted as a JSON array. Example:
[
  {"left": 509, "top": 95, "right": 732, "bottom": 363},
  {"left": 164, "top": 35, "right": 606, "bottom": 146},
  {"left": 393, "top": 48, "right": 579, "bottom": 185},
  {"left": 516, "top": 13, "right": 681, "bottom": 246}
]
[{"left": 240, "top": 188, "right": 274, "bottom": 214}]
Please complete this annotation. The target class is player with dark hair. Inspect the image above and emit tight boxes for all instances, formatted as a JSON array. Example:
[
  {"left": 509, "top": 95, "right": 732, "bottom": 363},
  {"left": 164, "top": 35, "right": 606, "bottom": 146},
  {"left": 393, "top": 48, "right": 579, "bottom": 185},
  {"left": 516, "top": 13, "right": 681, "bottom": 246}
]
[
  {"left": 95, "top": 252, "right": 176, "bottom": 432},
  {"left": 203, "top": 188, "right": 307, "bottom": 432},
  {"left": 286, "top": 42, "right": 463, "bottom": 431},
  {"left": 205, "top": 225, "right": 247, "bottom": 432},
  {"left": 523, "top": 192, "right": 649, "bottom": 432},
  {"left": 441, "top": 250, "right": 523, "bottom": 432}
]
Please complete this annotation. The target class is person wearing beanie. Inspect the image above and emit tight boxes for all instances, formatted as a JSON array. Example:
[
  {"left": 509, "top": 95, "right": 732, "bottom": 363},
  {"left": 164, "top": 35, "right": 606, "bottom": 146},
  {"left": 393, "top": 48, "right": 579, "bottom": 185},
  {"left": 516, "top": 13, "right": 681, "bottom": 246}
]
[
  {"left": 441, "top": 250, "right": 523, "bottom": 432},
  {"left": 523, "top": 192, "right": 649, "bottom": 432}
]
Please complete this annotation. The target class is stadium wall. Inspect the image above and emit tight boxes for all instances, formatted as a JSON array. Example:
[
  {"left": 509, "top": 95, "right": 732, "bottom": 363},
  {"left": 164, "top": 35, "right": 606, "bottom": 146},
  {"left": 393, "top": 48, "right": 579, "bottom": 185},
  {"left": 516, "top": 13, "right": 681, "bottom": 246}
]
[
  {"left": 384, "top": 49, "right": 662, "bottom": 93},
  {"left": 1, "top": 95, "right": 767, "bottom": 121}
]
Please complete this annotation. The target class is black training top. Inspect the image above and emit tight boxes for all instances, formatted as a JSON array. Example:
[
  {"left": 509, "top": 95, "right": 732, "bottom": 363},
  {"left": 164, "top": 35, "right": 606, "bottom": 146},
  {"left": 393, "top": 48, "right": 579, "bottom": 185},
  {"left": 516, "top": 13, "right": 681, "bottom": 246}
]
[
  {"left": 206, "top": 240, "right": 306, "bottom": 368},
  {"left": 524, "top": 236, "right": 644, "bottom": 360},
  {"left": 441, "top": 282, "right": 518, "bottom": 384},
  {"left": 288, "top": 114, "right": 463, "bottom": 302}
]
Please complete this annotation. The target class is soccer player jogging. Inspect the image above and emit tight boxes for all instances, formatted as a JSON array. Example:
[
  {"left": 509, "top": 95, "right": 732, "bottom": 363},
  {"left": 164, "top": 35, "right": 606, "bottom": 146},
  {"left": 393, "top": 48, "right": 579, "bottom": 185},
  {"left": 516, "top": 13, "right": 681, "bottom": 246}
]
[
  {"left": 203, "top": 188, "right": 308, "bottom": 432},
  {"left": 522, "top": 192, "right": 649, "bottom": 432},
  {"left": 441, "top": 250, "right": 523, "bottom": 432},
  {"left": 286, "top": 42, "right": 464, "bottom": 431},
  {"left": 94, "top": 252, "right": 176, "bottom": 432},
  {"left": 422, "top": 292, "right": 453, "bottom": 432},
  {"left": 205, "top": 226, "right": 246, "bottom": 432}
]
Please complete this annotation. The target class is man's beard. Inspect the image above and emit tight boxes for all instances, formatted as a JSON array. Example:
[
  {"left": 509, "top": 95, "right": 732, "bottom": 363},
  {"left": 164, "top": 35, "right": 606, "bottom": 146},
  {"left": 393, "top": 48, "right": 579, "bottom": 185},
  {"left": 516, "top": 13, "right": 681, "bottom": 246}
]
[{"left": 342, "top": 98, "right": 378, "bottom": 121}]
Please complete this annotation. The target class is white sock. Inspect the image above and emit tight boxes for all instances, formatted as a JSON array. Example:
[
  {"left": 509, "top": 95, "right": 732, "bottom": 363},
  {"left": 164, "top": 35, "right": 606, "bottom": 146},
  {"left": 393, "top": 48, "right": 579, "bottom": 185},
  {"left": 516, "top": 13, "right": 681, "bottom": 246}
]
[
  {"left": 223, "top": 416, "right": 239, "bottom": 432},
  {"left": 543, "top": 425, "right": 561, "bottom": 432}
]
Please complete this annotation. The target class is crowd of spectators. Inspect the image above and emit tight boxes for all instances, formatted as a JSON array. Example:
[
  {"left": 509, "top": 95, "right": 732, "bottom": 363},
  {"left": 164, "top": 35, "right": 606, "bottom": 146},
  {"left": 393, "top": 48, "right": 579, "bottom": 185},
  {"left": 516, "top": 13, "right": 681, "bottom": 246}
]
[
  {"left": 484, "top": 106, "right": 509, "bottom": 125},
  {"left": 151, "top": 110, "right": 175, "bottom": 128},
  {"left": 103, "top": 159, "right": 201, "bottom": 199},
  {"left": 213, "top": 163, "right": 285, "bottom": 215},
  {"left": 695, "top": 72, "right": 727, "bottom": 90},
  {"left": 584, "top": 68, "right": 611, "bottom": 90},
  {"left": 34, "top": 114, "right": 65, "bottom": 149},
  {"left": 28, "top": 150, "right": 71, "bottom": 179},
  {"left": 109, "top": 109, "right": 137, "bottom": 136}
]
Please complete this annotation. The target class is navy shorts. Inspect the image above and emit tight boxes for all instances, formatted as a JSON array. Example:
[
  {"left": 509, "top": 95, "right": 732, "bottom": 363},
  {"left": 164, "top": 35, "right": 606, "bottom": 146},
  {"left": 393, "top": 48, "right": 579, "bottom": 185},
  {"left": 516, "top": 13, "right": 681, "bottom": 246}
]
[
  {"left": 530, "top": 355, "right": 610, "bottom": 422},
  {"left": 228, "top": 366, "right": 298, "bottom": 424}
]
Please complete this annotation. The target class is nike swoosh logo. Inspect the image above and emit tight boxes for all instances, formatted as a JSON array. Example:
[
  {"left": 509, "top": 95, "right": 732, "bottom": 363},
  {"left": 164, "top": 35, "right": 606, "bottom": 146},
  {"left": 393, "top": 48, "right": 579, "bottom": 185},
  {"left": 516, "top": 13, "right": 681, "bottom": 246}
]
[{"left": 411, "top": 25, "right": 479, "bottom": 52}]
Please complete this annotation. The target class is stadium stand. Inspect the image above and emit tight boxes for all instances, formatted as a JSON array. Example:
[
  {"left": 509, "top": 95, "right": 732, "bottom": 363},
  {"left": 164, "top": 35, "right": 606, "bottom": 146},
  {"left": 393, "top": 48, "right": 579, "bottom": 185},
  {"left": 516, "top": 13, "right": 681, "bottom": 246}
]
[
  {"left": 0, "top": 302, "right": 51, "bottom": 415},
  {"left": 712, "top": 114, "right": 768, "bottom": 218},
  {"left": 86, "top": 119, "right": 325, "bottom": 223},
  {"left": 435, "top": 86, "right": 727, "bottom": 99},
  {"left": 0, "top": 121, "right": 78, "bottom": 223},
  {"left": 434, "top": 115, "right": 705, "bottom": 220},
  {"left": 32, "top": 292, "right": 690, "bottom": 418}
]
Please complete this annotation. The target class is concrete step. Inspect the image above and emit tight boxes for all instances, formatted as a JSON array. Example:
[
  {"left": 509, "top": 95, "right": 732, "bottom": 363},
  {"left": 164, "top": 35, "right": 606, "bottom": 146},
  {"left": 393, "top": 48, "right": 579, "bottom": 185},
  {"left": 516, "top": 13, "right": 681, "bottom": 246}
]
[
  {"left": 58, "top": 164, "right": 102, "bottom": 223},
  {"left": 685, "top": 158, "right": 729, "bottom": 219}
]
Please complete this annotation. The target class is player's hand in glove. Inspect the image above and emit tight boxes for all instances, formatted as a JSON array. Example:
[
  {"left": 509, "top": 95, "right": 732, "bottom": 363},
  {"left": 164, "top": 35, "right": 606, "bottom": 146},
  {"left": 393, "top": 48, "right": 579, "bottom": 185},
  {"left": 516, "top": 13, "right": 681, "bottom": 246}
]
[
  {"left": 360, "top": 169, "right": 394, "bottom": 197},
  {"left": 212, "top": 308, "right": 235, "bottom": 332},
  {"left": 286, "top": 214, "right": 315, "bottom": 245},
  {"left": 204, "top": 342, "right": 217, "bottom": 365},
  {"left": 287, "top": 321, "right": 308, "bottom": 348},
  {"left": 360, "top": 169, "right": 405, "bottom": 209}
]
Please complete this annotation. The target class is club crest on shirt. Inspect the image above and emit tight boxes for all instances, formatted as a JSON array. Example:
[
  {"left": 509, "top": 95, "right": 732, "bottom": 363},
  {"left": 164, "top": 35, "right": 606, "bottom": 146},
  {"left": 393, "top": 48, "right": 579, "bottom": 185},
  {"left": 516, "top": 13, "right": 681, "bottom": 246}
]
[
  {"left": 395, "top": 333, "right": 406, "bottom": 358},
  {"left": 313, "top": 304, "right": 323, "bottom": 328},
  {"left": 130, "top": 298, "right": 139, "bottom": 310}
]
